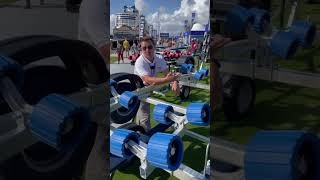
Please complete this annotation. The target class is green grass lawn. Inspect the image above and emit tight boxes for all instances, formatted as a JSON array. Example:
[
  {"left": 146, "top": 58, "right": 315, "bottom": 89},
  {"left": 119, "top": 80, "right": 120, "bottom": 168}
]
[
  {"left": 271, "top": 0, "right": 320, "bottom": 28},
  {"left": 212, "top": 1, "right": 320, "bottom": 146},
  {"left": 110, "top": 55, "right": 118, "bottom": 64},
  {"left": 211, "top": 0, "right": 320, "bottom": 144},
  {"left": 213, "top": 79, "right": 320, "bottom": 145},
  {"left": 212, "top": 1, "right": 320, "bottom": 145},
  {"left": 276, "top": 41, "right": 320, "bottom": 73},
  {"left": 111, "top": 75, "right": 210, "bottom": 179}
]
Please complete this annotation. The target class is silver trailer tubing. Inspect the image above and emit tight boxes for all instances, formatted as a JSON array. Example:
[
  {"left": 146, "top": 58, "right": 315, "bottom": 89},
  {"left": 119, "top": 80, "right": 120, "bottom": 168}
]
[
  {"left": 110, "top": 72, "right": 210, "bottom": 112},
  {"left": 110, "top": 80, "right": 211, "bottom": 179},
  {"left": 0, "top": 75, "right": 107, "bottom": 162},
  {"left": 110, "top": 100, "right": 211, "bottom": 179}
]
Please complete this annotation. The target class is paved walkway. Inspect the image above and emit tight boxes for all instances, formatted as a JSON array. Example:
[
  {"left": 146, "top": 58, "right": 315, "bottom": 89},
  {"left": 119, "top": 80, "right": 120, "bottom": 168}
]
[
  {"left": 0, "top": 0, "right": 78, "bottom": 41},
  {"left": 110, "top": 56, "right": 134, "bottom": 74}
]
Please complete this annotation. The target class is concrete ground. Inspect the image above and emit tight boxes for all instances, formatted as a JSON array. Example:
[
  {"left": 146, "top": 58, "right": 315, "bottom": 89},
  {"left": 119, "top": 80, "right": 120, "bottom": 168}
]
[{"left": 110, "top": 52, "right": 134, "bottom": 74}]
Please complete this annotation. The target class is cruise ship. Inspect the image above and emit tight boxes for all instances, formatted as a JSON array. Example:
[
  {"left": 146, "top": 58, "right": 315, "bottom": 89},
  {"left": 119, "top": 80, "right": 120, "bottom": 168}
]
[{"left": 113, "top": 5, "right": 150, "bottom": 40}]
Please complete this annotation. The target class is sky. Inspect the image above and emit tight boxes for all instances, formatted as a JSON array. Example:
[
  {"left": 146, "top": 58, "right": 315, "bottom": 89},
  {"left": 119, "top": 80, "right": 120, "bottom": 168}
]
[{"left": 110, "top": 0, "right": 210, "bottom": 36}]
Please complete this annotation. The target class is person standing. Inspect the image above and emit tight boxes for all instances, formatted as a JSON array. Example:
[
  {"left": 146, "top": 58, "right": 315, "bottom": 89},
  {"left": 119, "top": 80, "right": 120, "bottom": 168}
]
[
  {"left": 131, "top": 41, "right": 137, "bottom": 54},
  {"left": 78, "top": 0, "right": 109, "bottom": 64},
  {"left": 117, "top": 41, "right": 124, "bottom": 64},
  {"left": 134, "top": 36, "right": 181, "bottom": 131},
  {"left": 123, "top": 38, "right": 130, "bottom": 58}
]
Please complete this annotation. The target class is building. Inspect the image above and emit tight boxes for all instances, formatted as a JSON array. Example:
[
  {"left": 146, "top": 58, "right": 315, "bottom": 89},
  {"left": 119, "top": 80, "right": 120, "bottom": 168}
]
[
  {"left": 148, "top": 25, "right": 153, "bottom": 37},
  {"left": 152, "top": 30, "right": 157, "bottom": 38},
  {"left": 113, "top": 5, "right": 150, "bottom": 40},
  {"left": 139, "top": 15, "right": 145, "bottom": 38},
  {"left": 115, "top": 6, "right": 139, "bottom": 29},
  {"left": 139, "top": 15, "right": 151, "bottom": 38},
  {"left": 183, "top": 11, "right": 209, "bottom": 44},
  {"left": 113, "top": 25, "right": 136, "bottom": 40},
  {"left": 113, "top": 5, "right": 140, "bottom": 40}
]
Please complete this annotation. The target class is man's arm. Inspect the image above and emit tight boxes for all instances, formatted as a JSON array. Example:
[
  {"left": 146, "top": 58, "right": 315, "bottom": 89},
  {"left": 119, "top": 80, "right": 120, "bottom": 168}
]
[
  {"left": 80, "top": 0, "right": 108, "bottom": 61},
  {"left": 141, "top": 73, "right": 178, "bottom": 85}
]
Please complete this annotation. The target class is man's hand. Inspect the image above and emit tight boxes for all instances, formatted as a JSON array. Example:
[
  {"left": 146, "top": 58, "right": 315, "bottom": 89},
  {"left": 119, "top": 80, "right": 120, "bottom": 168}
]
[
  {"left": 141, "top": 72, "right": 181, "bottom": 86},
  {"left": 165, "top": 72, "right": 181, "bottom": 82}
]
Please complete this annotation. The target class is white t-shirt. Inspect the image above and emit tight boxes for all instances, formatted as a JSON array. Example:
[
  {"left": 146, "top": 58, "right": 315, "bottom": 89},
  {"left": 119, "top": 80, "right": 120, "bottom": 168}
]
[
  {"left": 78, "top": 0, "right": 109, "bottom": 49},
  {"left": 134, "top": 54, "right": 168, "bottom": 85}
]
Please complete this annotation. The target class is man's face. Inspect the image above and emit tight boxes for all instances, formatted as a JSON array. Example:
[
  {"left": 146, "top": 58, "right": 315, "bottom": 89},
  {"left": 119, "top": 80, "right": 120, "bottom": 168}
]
[{"left": 141, "top": 40, "right": 155, "bottom": 60}]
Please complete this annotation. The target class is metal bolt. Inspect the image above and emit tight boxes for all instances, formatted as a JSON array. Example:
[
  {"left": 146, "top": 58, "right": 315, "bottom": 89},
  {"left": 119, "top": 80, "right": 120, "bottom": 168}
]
[{"left": 170, "top": 146, "right": 176, "bottom": 156}]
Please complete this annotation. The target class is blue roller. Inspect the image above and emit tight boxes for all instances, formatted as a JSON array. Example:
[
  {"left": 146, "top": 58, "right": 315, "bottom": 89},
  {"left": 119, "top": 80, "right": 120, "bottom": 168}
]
[
  {"left": 0, "top": 54, "right": 24, "bottom": 88},
  {"left": 226, "top": 5, "right": 254, "bottom": 37},
  {"left": 194, "top": 71, "right": 204, "bottom": 80},
  {"left": 180, "top": 64, "right": 189, "bottom": 74},
  {"left": 110, "top": 129, "right": 140, "bottom": 159},
  {"left": 28, "top": 94, "right": 90, "bottom": 151},
  {"left": 269, "top": 31, "right": 299, "bottom": 59},
  {"left": 245, "top": 131, "right": 320, "bottom": 180},
  {"left": 200, "top": 68, "right": 209, "bottom": 77},
  {"left": 187, "top": 64, "right": 194, "bottom": 71},
  {"left": 249, "top": 8, "right": 270, "bottom": 34},
  {"left": 153, "top": 104, "right": 174, "bottom": 125},
  {"left": 186, "top": 103, "right": 211, "bottom": 126},
  {"left": 147, "top": 133, "right": 183, "bottom": 171},
  {"left": 119, "top": 91, "right": 139, "bottom": 110},
  {"left": 109, "top": 79, "right": 117, "bottom": 88},
  {"left": 290, "top": 20, "right": 316, "bottom": 48}
]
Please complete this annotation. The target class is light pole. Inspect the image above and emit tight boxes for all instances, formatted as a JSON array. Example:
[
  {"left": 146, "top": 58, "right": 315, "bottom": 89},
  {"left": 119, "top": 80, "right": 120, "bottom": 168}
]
[{"left": 157, "top": 9, "right": 161, "bottom": 41}]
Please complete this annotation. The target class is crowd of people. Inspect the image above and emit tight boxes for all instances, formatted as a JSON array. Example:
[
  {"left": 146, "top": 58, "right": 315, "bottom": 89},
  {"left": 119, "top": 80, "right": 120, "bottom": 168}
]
[
  {"left": 116, "top": 38, "right": 139, "bottom": 63},
  {"left": 114, "top": 37, "right": 206, "bottom": 63}
]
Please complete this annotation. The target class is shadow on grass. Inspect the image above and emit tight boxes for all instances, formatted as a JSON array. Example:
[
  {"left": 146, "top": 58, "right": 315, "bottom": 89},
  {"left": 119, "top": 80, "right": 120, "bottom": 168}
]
[
  {"left": 213, "top": 79, "right": 320, "bottom": 144},
  {"left": 153, "top": 88, "right": 210, "bottom": 107},
  {"left": 113, "top": 158, "right": 174, "bottom": 180},
  {"left": 181, "top": 135, "right": 208, "bottom": 172}
]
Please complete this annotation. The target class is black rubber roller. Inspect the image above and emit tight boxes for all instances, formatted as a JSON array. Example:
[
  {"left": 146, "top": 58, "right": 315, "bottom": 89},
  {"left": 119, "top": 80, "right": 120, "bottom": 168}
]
[
  {"left": 245, "top": 131, "right": 320, "bottom": 180},
  {"left": 28, "top": 94, "right": 90, "bottom": 152}
]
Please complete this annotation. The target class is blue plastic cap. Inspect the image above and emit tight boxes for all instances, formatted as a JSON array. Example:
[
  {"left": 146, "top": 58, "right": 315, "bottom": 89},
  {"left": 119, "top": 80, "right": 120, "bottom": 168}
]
[
  {"left": 147, "top": 133, "right": 183, "bottom": 171},
  {"left": 186, "top": 103, "right": 211, "bottom": 126},
  {"left": 29, "top": 94, "right": 90, "bottom": 151}
]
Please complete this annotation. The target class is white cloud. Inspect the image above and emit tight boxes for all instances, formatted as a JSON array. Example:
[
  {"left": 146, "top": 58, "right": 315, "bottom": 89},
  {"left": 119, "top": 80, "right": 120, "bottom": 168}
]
[
  {"left": 135, "top": 0, "right": 148, "bottom": 14},
  {"left": 110, "top": 14, "right": 116, "bottom": 35},
  {"left": 110, "top": 0, "right": 209, "bottom": 37},
  {"left": 146, "top": 0, "right": 209, "bottom": 36}
]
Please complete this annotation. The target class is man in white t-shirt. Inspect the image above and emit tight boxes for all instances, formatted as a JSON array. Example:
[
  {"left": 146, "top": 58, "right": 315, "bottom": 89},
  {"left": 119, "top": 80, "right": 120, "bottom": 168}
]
[
  {"left": 78, "top": 0, "right": 108, "bottom": 180},
  {"left": 78, "top": 0, "right": 109, "bottom": 64},
  {"left": 134, "top": 36, "right": 181, "bottom": 131}
]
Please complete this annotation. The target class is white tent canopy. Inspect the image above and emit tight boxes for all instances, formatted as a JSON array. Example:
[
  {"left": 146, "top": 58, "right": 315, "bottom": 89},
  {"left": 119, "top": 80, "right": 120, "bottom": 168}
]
[{"left": 191, "top": 23, "right": 206, "bottom": 32}]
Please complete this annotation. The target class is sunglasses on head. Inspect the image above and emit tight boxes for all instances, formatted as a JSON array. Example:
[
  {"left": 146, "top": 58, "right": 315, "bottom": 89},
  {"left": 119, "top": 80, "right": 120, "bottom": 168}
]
[{"left": 141, "top": 45, "right": 153, "bottom": 51}]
